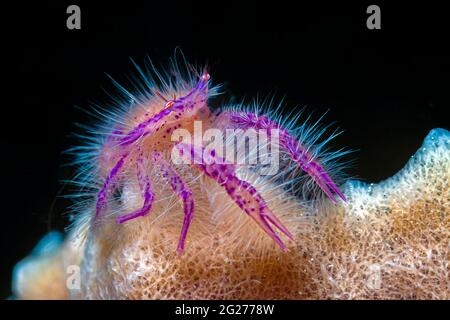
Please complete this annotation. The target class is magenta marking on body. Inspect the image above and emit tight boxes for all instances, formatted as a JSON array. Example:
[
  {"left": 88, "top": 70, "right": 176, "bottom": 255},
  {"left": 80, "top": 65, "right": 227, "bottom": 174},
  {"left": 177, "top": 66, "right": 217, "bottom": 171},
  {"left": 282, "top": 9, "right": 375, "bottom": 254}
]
[
  {"left": 153, "top": 152, "right": 194, "bottom": 254},
  {"left": 175, "top": 142, "right": 294, "bottom": 250},
  {"left": 226, "top": 111, "right": 346, "bottom": 204},
  {"left": 116, "top": 155, "right": 155, "bottom": 224}
]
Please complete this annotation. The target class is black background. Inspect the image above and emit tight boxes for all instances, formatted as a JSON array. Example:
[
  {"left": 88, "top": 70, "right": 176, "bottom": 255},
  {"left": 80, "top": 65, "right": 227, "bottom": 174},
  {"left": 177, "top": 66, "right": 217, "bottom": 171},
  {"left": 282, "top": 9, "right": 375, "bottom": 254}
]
[{"left": 3, "top": 1, "right": 449, "bottom": 298}]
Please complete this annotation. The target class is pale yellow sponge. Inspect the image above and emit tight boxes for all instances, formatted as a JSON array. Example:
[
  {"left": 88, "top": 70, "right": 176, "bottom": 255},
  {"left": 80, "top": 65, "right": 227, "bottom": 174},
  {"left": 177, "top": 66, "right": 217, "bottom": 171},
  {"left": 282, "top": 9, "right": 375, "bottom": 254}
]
[
  {"left": 12, "top": 231, "right": 83, "bottom": 300},
  {"left": 12, "top": 128, "right": 449, "bottom": 299}
]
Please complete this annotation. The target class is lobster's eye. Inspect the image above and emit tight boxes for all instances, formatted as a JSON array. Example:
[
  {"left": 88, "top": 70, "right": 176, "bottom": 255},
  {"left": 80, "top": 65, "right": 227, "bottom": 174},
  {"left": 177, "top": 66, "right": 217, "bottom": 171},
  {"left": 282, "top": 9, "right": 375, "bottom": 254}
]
[{"left": 165, "top": 101, "right": 175, "bottom": 109}]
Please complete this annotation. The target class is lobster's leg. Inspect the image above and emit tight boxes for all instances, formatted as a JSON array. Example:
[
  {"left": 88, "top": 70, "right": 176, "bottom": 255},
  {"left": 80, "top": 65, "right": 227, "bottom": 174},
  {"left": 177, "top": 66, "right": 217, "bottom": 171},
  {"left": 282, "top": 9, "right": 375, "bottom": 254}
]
[
  {"left": 222, "top": 111, "right": 346, "bottom": 204},
  {"left": 116, "top": 155, "right": 155, "bottom": 224},
  {"left": 153, "top": 152, "right": 194, "bottom": 254},
  {"left": 96, "top": 152, "right": 129, "bottom": 217},
  {"left": 175, "top": 143, "right": 294, "bottom": 250}
]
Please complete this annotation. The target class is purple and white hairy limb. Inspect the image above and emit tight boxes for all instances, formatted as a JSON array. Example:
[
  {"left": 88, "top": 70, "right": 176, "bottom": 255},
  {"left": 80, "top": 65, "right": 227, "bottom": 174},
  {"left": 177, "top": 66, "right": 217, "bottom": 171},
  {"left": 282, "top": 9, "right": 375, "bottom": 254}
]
[
  {"left": 116, "top": 154, "right": 155, "bottom": 224},
  {"left": 219, "top": 111, "right": 347, "bottom": 204},
  {"left": 153, "top": 152, "right": 194, "bottom": 254},
  {"left": 95, "top": 152, "right": 129, "bottom": 217},
  {"left": 174, "top": 142, "right": 295, "bottom": 250}
]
